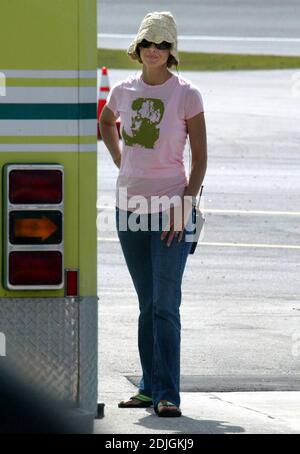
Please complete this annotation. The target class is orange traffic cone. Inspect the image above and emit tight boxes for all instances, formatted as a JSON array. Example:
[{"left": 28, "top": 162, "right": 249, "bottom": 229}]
[
  {"left": 97, "top": 66, "right": 121, "bottom": 140},
  {"left": 97, "top": 66, "right": 109, "bottom": 140}
]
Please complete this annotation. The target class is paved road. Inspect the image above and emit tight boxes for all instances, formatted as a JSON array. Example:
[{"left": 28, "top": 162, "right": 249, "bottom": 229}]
[
  {"left": 97, "top": 0, "right": 300, "bottom": 55},
  {"left": 96, "top": 68, "right": 300, "bottom": 432},
  {"left": 97, "top": 67, "right": 300, "bottom": 384},
  {"left": 94, "top": 391, "right": 300, "bottom": 434}
]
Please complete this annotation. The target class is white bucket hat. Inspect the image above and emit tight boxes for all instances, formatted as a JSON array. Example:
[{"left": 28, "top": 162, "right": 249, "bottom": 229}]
[{"left": 127, "top": 11, "right": 179, "bottom": 66}]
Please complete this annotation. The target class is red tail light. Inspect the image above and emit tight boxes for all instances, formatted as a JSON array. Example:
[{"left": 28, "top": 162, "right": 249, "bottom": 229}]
[
  {"left": 9, "top": 169, "right": 62, "bottom": 204},
  {"left": 65, "top": 269, "right": 79, "bottom": 297},
  {"left": 4, "top": 164, "right": 64, "bottom": 290},
  {"left": 9, "top": 251, "right": 63, "bottom": 286}
]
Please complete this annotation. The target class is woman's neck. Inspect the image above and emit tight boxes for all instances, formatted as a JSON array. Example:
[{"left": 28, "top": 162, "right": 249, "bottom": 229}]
[{"left": 141, "top": 66, "right": 172, "bottom": 86}]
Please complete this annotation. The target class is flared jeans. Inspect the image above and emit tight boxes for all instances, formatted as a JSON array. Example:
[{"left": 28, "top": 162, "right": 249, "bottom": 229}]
[{"left": 116, "top": 207, "right": 193, "bottom": 408}]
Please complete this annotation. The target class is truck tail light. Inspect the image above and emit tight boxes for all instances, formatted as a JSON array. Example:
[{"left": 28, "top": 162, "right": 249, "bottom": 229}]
[
  {"left": 9, "top": 169, "right": 63, "bottom": 204},
  {"left": 65, "top": 269, "right": 79, "bottom": 297},
  {"left": 9, "top": 251, "right": 63, "bottom": 286},
  {"left": 3, "top": 164, "right": 64, "bottom": 290}
]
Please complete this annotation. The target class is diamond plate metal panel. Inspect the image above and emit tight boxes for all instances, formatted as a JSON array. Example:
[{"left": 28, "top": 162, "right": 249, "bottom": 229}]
[
  {"left": 78, "top": 296, "right": 98, "bottom": 415},
  {"left": 0, "top": 296, "right": 98, "bottom": 414},
  {"left": 0, "top": 298, "right": 78, "bottom": 403}
]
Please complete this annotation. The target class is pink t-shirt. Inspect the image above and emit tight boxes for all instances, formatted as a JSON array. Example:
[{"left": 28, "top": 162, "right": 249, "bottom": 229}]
[{"left": 106, "top": 73, "right": 204, "bottom": 213}]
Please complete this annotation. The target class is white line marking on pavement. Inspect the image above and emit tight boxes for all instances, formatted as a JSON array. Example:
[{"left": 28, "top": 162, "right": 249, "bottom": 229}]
[
  {"left": 98, "top": 33, "right": 300, "bottom": 43},
  {"left": 98, "top": 237, "right": 300, "bottom": 250},
  {"left": 199, "top": 242, "right": 300, "bottom": 250},
  {"left": 99, "top": 287, "right": 300, "bottom": 299},
  {"left": 206, "top": 209, "right": 300, "bottom": 216},
  {"left": 97, "top": 206, "right": 300, "bottom": 216}
]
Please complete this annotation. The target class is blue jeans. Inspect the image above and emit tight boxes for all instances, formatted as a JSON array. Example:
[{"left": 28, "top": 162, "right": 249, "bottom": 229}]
[{"left": 116, "top": 207, "right": 193, "bottom": 408}]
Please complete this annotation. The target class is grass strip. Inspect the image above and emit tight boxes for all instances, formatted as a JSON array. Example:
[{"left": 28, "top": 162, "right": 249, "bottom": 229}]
[{"left": 98, "top": 48, "right": 300, "bottom": 71}]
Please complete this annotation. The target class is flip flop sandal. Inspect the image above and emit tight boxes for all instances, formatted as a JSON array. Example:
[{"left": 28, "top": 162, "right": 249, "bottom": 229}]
[
  {"left": 118, "top": 393, "right": 153, "bottom": 408},
  {"left": 154, "top": 400, "right": 182, "bottom": 417}
]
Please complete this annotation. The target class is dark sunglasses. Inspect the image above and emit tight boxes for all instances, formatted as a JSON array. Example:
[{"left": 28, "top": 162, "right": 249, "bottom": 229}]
[{"left": 139, "top": 39, "right": 172, "bottom": 50}]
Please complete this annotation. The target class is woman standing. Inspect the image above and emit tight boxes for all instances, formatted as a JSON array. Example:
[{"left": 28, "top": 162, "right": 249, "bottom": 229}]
[{"left": 100, "top": 11, "right": 207, "bottom": 417}]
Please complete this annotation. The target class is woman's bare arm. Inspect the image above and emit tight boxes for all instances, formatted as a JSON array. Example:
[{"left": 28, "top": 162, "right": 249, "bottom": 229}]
[
  {"left": 161, "top": 111, "right": 207, "bottom": 245},
  {"left": 184, "top": 111, "right": 207, "bottom": 198},
  {"left": 99, "top": 105, "right": 122, "bottom": 168}
]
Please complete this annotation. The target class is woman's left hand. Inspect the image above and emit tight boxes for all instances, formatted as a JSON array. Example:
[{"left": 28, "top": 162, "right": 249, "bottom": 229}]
[{"left": 160, "top": 199, "right": 193, "bottom": 247}]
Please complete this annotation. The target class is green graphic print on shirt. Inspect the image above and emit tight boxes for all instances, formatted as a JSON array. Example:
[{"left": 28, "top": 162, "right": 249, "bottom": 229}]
[{"left": 122, "top": 97, "right": 165, "bottom": 149}]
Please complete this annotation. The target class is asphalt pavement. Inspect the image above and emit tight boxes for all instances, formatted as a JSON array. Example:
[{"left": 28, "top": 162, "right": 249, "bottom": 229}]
[
  {"left": 95, "top": 68, "right": 300, "bottom": 434},
  {"left": 97, "top": 0, "right": 300, "bottom": 55}
]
